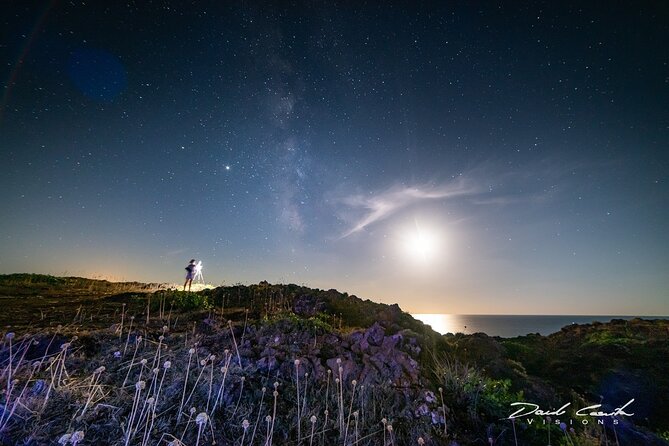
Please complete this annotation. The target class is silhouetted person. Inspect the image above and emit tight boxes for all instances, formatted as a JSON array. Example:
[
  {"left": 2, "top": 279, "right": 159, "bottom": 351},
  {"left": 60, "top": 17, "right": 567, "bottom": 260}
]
[{"left": 184, "top": 259, "right": 196, "bottom": 291}]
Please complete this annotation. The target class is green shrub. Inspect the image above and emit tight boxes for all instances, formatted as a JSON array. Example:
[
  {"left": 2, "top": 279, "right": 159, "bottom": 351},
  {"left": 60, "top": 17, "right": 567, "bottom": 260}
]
[{"left": 168, "top": 291, "right": 212, "bottom": 310}]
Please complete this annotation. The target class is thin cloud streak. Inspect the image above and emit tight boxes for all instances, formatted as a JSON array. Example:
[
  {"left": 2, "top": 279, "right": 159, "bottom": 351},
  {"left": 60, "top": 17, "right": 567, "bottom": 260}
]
[{"left": 339, "top": 178, "right": 480, "bottom": 238}]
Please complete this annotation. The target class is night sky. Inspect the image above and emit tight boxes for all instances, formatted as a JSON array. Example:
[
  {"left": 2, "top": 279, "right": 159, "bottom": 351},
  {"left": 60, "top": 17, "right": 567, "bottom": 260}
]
[{"left": 2, "top": 1, "right": 668, "bottom": 315}]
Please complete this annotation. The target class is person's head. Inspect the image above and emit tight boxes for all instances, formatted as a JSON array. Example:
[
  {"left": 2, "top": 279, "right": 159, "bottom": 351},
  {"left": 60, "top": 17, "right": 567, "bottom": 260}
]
[{"left": 189, "top": 259, "right": 196, "bottom": 264}]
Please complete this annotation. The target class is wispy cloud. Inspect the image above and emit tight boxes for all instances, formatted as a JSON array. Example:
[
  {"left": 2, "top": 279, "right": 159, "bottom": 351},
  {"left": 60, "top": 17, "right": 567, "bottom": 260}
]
[{"left": 339, "top": 178, "right": 480, "bottom": 238}]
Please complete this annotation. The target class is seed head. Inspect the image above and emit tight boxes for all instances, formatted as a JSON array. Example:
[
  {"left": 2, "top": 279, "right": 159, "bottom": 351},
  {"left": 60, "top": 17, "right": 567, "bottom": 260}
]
[
  {"left": 196, "top": 412, "right": 209, "bottom": 426},
  {"left": 71, "top": 430, "right": 85, "bottom": 443}
]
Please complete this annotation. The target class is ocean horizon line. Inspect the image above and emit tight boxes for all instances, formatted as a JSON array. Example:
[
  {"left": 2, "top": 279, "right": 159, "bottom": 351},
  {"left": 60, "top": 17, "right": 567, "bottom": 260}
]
[{"left": 410, "top": 313, "right": 669, "bottom": 337}]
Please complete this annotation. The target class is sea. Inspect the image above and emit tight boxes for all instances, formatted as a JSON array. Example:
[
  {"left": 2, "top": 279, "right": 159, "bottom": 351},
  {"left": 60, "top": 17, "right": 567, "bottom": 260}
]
[{"left": 411, "top": 314, "right": 669, "bottom": 338}]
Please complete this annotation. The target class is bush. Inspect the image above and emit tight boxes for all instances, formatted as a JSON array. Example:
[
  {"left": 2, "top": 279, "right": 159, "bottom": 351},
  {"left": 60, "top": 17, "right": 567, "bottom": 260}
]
[{"left": 168, "top": 291, "right": 212, "bottom": 310}]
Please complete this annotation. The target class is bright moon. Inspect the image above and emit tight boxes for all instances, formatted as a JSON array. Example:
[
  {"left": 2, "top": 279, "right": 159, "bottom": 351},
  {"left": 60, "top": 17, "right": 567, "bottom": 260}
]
[{"left": 401, "top": 222, "right": 441, "bottom": 263}]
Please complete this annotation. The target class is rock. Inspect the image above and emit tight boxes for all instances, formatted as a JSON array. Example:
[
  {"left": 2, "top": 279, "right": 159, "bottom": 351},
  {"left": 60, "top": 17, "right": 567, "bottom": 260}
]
[{"left": 364, "top": 323, "right": 385, "bottom": 346}]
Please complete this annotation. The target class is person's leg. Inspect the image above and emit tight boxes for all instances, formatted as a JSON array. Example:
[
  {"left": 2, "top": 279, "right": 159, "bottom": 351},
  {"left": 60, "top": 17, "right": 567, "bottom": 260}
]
[{"left": 184, "top": 280, "right": 188, "bottom": 291}]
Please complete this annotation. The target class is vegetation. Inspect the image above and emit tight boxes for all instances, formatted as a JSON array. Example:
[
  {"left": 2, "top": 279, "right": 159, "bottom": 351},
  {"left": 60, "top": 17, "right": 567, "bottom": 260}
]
[{"left": 0, "top": 275, "right": 667, "bottom": 445}]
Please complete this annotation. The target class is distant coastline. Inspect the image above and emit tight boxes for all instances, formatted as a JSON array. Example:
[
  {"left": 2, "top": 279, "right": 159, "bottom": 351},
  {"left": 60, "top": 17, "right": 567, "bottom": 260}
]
[{"left": 411, "top": 314, "right": 669, "bottom": 337}]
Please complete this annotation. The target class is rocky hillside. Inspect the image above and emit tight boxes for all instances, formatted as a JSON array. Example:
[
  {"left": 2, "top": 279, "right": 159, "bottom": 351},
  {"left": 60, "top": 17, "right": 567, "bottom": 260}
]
[{"left": 0, "top": 275, "right": 667, "bottom": 445}]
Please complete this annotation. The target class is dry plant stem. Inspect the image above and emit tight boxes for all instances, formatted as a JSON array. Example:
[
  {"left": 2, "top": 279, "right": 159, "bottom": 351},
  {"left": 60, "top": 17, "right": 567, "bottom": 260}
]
[
  {"left": 211, "top": 354, "right": 232, "bottom": 415},
  {"left": 124, "top": 381, "right": 146, "bottom": 446},
  {"left": 439, "top": 387, "right": 447, "bottom": 436},
  {"left": 249, "top": 387, "right": 267, "bottom": 445},
  {"left": 302, "top": 373, "right": 309, "bottom": 419},
  {"left": 309, "top": 421, "right": 316, "bottom": 446},
  {"left": 264, "top": 416, "right": 272, "bottom": 446},
  {"left": 184, "top": 358, "right": 209, "bottom": 408},
  {"left": 269, "top": 390, "right": 278, "bottom": 445},
  {"left": 118, "top": 304, "right": 126, "bottom": 339},
  {"left": 146, "top": 296, "right": 150, "bottom": 325},
  {"left": 74, "top": 367, "right": 104, "bottom": 420},
  {"left": 0, "top": 364, "right": 37, "bottom": 431},
  {"left": 228, "top": 321, "right": 242, "bottom": 367},
  {"left": 232, "top": 376, "right": 245, "bottom": 417},
  {"left": 122, "top": 339, "right": 141, "bottom": 387},
  {"left": 180, "top": 410, "right": 196, "bottom": 443},
  {"left": 177, "top": 349, "right": 195, "bottom": 424},
  {"left": 241, "top": 308, "right": 249, "bottom": 345},
  {"left": 295, "top": 360, "right": 301, "bottom": 442},
  {"left": 6, "top": 336, "right": 13, "bottom": 395},
  {"left": 206, "top": 359, "right": 215, "bottom": 412},
  {"left": 123, "top": 317, "right": 135, "bottom": 356},
  {"left": 343, "top": 380, "right": 358, "bottom": 445}
]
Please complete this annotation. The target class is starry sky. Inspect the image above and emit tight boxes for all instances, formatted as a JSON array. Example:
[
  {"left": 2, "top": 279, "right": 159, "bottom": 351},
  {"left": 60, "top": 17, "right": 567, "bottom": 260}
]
[{"left": 1, "top": 1, "right": 668, "bottom": 315}]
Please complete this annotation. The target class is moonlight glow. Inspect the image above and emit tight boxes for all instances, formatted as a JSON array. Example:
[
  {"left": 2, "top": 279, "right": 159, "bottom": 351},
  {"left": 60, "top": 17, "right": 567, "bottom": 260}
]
[{"left": 399, "top": 221, "right": 442, "bottom": 264}]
